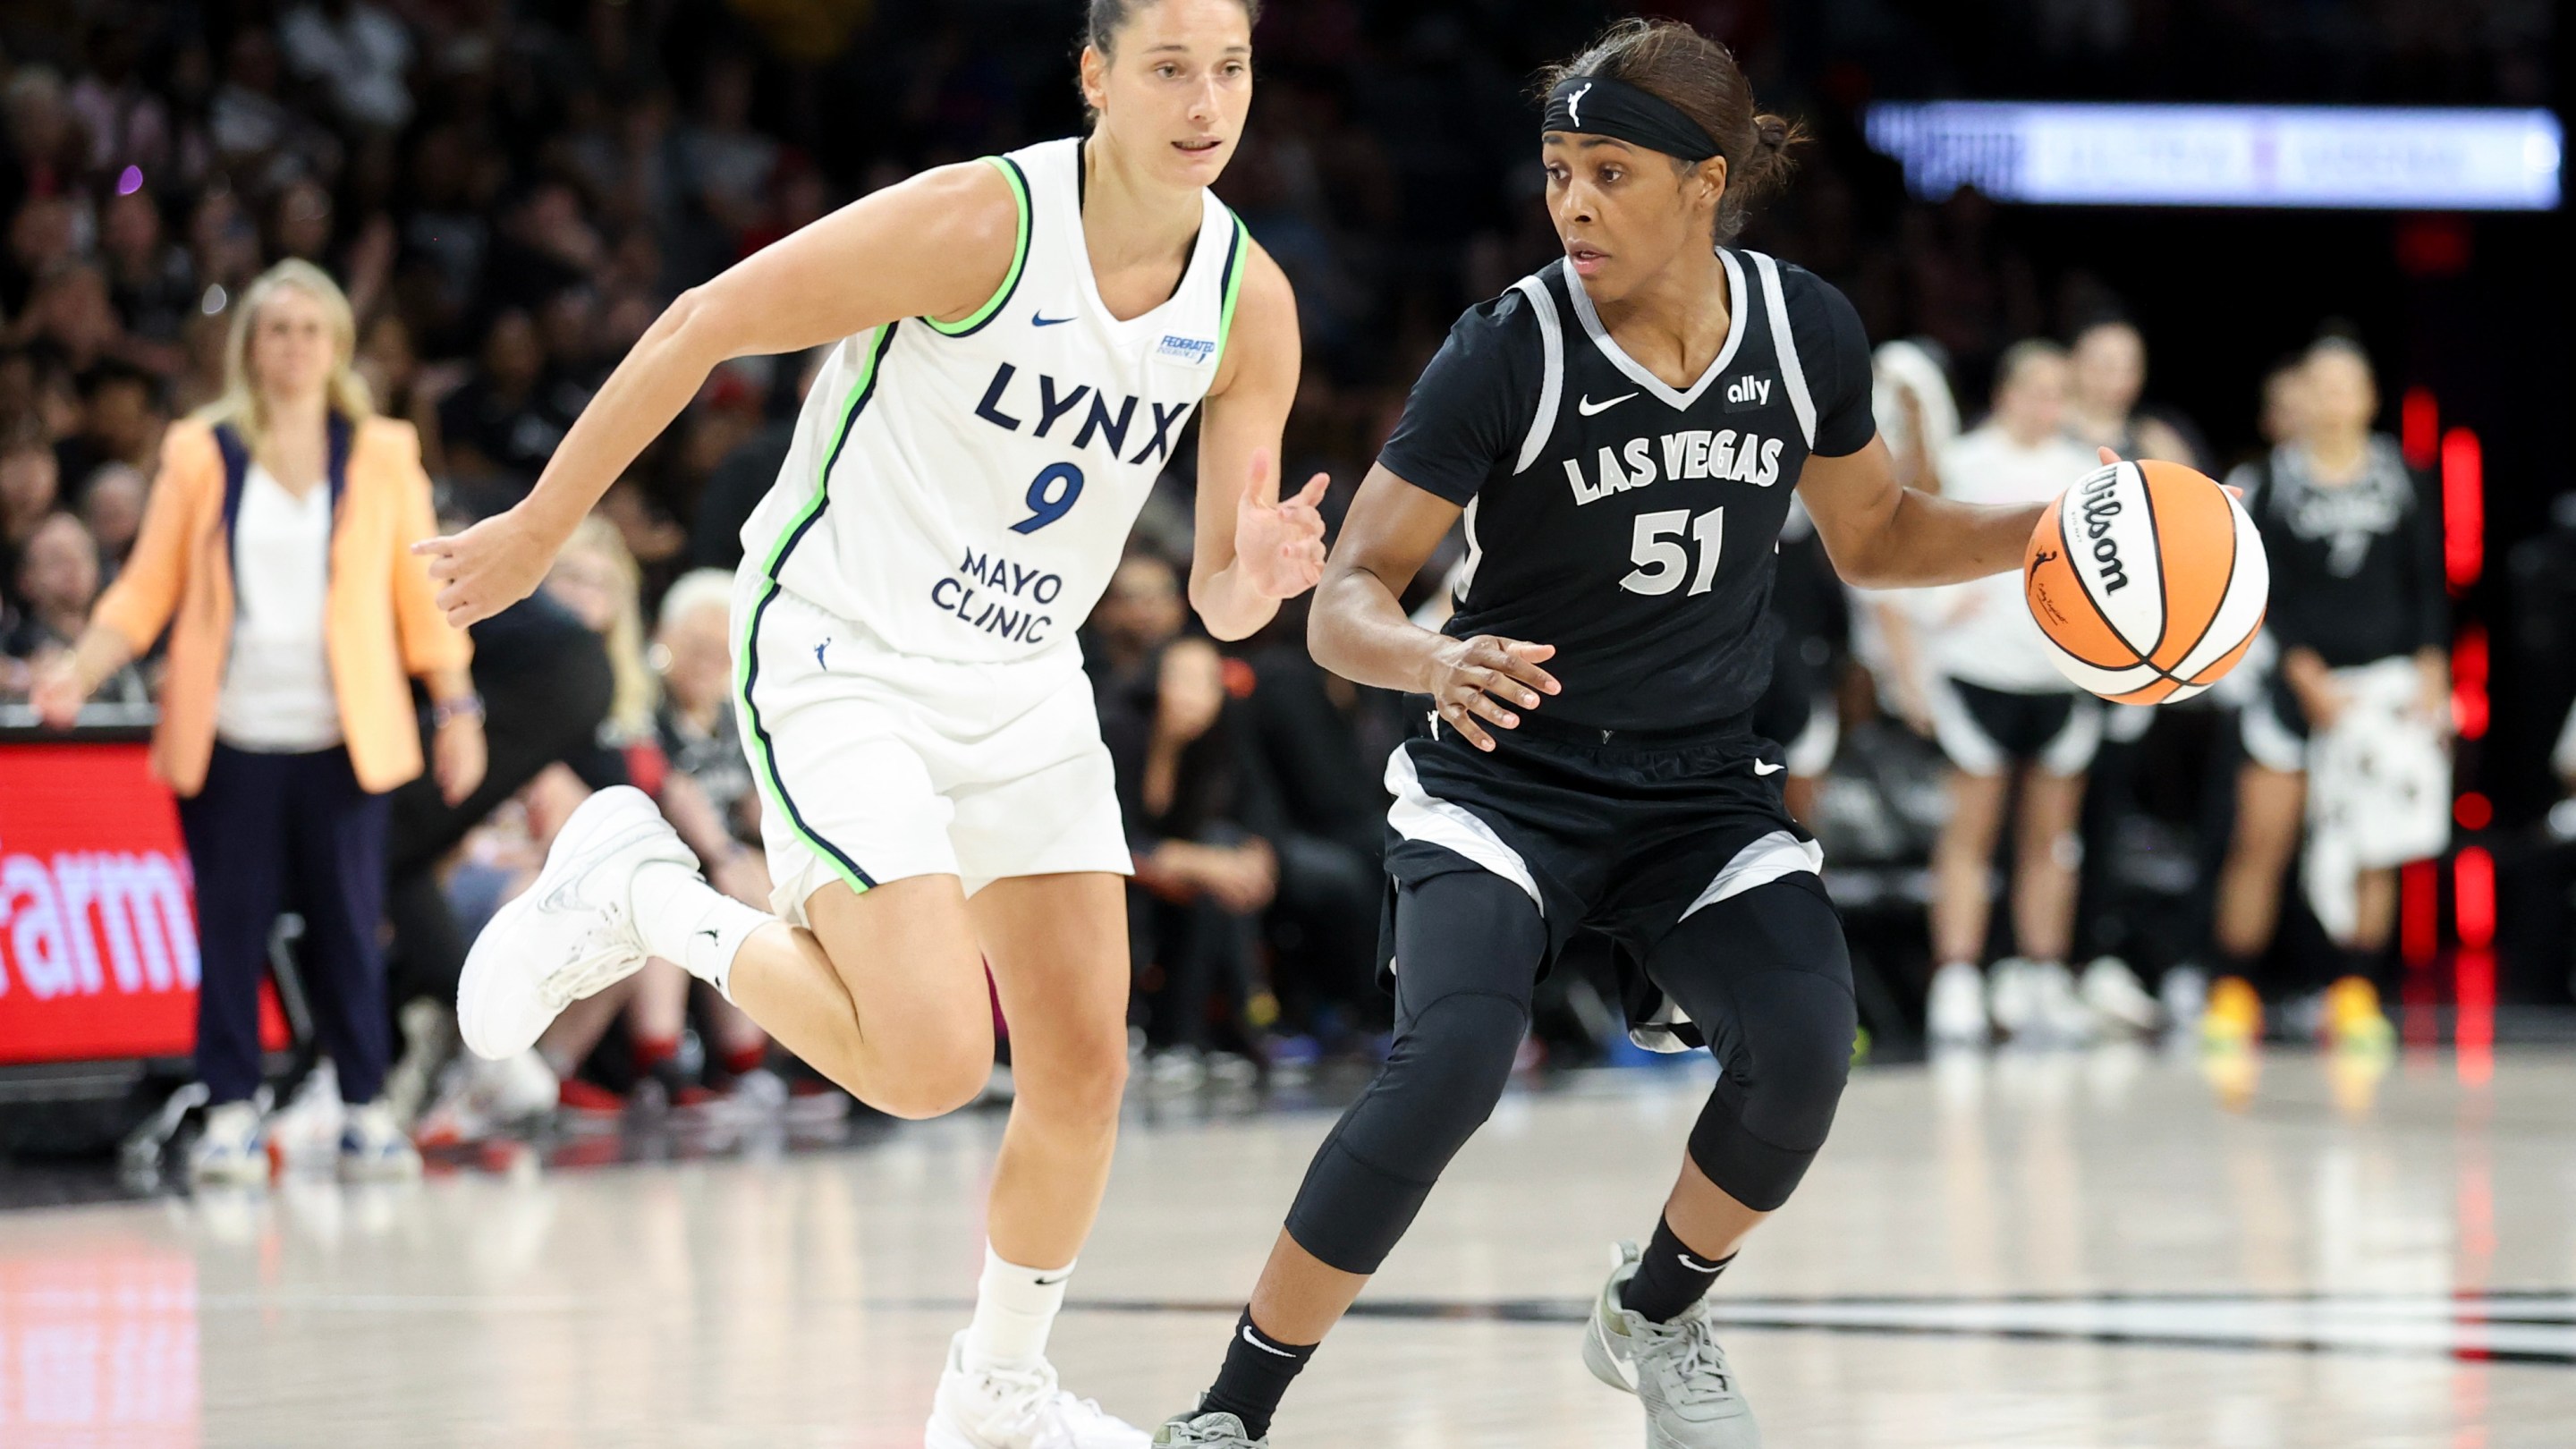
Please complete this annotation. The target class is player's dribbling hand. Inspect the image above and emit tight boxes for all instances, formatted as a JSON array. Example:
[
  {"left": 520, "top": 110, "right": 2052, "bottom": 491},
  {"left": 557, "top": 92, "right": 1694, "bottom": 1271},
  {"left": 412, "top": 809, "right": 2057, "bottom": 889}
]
[
  {"left": 1234, "top": 450, "right": 1329, "bottom": 599},
  {"left": 1424, "top": 633, "right": 1559, "bottom": 752},
  {"left": 413, "top": 506, "right": 564, "bottom": 629}
]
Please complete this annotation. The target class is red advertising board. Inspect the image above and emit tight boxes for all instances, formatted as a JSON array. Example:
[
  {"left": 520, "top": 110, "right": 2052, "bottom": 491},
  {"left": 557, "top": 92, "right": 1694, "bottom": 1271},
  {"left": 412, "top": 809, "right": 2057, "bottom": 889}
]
[{"left": 0, "top": 741, "right": 285, "bottom": 1066}]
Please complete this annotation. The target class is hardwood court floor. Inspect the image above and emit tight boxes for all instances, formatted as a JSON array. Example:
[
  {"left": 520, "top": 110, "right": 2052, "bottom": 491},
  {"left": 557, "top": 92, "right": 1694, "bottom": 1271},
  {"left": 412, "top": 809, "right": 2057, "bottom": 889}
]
[{"left": 4, "top": 1044, "right": 2572, "bottom": 1447}]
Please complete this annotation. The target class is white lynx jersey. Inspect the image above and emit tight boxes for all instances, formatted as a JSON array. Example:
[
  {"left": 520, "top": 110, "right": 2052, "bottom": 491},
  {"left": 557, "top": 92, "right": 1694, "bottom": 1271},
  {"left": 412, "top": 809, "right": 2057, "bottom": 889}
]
[{"left": 738, "top": 135, "right": 1249, "bottom": 664}]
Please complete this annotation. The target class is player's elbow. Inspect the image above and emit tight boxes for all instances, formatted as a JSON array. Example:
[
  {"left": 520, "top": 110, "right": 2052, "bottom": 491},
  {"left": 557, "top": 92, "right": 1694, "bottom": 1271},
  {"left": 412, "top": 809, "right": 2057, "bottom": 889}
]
[
  {"left": 657, "top": 284, "right": 742, "bottom": 368},
  {"left": 1822, "top": 530, "right": 1908, "bottom": 591}
]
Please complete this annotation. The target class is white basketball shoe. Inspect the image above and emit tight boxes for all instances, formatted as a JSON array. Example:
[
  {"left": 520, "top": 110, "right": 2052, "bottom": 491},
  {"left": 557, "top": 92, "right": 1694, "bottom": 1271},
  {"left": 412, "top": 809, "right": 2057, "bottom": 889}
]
[
  {"left": 927, "top": 1332, "right": 1150, "bottom": 1449},
  {"left": 457, "top": 786, "right": 698, "bottom": 1060},
  {"left": 1926, "top": 962, "right": 1990, "bottom": 1046}
]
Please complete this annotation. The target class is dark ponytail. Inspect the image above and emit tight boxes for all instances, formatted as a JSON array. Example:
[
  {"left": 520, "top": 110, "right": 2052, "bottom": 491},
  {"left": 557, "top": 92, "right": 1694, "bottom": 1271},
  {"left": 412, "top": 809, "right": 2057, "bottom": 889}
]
[{"left": 1538, "top": 18, "right": 1805, "bottom": 242}]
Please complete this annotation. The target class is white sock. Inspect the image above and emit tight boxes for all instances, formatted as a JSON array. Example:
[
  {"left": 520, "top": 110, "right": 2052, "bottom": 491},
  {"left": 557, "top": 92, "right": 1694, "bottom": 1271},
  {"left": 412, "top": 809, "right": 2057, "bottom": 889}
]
[
  {"left": 632, "top": 861, "right": 769, "bottom": 1000},
  {"left": 962, "top": 1245, "right": 1072, "bottom": 1372}
]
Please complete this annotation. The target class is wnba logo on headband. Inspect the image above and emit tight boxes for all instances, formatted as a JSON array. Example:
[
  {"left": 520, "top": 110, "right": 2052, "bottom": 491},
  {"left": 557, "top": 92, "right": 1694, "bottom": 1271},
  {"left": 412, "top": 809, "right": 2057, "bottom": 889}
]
[{"left": 1542, "top": 74, "right": 1720, "bottom": 162}]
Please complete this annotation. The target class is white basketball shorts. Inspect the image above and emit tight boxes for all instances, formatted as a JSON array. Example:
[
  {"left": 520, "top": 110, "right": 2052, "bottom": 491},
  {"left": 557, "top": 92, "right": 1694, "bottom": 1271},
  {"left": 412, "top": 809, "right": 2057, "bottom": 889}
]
[{"left": 730, "top": 570, "right": 1130, "bottom": 920}]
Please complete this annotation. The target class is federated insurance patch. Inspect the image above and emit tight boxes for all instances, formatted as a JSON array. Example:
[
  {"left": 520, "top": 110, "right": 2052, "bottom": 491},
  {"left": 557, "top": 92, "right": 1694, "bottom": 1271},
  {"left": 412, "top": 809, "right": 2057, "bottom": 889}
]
[{"left": 1157, "top": 333, "right": 1218, "bottom": 366}]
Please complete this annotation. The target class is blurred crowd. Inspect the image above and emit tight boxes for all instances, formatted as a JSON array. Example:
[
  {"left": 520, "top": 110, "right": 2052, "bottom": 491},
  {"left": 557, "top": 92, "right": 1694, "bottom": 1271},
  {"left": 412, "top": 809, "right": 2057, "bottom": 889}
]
[{"left": 0, "top": 2, "right": 2563, "bottom": 1165}]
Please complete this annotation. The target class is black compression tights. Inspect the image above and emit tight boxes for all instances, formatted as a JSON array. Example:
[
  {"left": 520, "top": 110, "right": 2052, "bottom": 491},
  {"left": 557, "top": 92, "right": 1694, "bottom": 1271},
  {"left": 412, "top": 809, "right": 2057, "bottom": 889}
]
[{"left": 1282, "top": 869, "right": 1856, "bottom": 1275}]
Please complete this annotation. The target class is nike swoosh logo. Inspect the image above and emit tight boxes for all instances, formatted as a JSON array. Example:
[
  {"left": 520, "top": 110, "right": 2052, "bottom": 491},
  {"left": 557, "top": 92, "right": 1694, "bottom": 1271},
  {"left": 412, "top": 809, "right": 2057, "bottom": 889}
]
[
  {"left": 1676, "top": 1252, "right": 1729, "bottom": 1273},
  {"left": 1032, "top": 313, "right": 1076, "bottom": 326},
  {"left": 696, "top": 928, "right": 720, "bottom": 941},
  {"left": 1578, "top": 392, "right": 1637, "bottom": 416},
  {"left": 1752, "top": 760, "right": 1786, "bottom": 775},
  {"left": 1034, "top": 1273, "right": 1071, "bottom": 1286},
  {"left": 1241, "top": 1325, "right": 1296, "bottom": 1358}
]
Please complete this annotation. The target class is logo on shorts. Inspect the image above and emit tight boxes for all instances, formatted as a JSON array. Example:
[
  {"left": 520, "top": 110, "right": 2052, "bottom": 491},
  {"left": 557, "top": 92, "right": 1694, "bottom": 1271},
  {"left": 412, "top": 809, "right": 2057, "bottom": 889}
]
[{"left": 814, "top": 640, "right": 829, "bottom": 670}]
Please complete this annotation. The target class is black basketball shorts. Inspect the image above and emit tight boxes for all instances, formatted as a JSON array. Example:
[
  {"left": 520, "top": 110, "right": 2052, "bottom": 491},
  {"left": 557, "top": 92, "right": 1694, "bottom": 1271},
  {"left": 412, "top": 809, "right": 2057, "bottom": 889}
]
[{"left": 1378, "top": 699, "right": 1826, "bottom": 1052}]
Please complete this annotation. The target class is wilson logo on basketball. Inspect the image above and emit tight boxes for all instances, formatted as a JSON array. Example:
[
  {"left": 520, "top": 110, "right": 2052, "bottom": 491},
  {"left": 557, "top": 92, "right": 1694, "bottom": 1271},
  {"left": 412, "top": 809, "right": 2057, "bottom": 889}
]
[{"left": 2076, "top": 470, "right": 2131, "bottom": 593}]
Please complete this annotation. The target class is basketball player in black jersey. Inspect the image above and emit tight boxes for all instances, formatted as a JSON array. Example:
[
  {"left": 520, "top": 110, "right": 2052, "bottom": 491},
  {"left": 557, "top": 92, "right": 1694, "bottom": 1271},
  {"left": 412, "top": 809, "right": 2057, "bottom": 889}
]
[{"left": 1153, "top": 21, "right": 2089, "bottom": 1449}]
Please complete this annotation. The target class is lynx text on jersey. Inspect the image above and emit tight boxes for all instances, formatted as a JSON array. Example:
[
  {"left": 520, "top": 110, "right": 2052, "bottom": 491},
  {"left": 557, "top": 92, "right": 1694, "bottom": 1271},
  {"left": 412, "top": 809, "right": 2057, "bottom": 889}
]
[
  {"left": 971, "top": 362, "right": 1194, "bottom": 468},
  {"left": 931, "top": 546, "right": 1063, "bottom": 645},
  {"left": 1564, "top": 428, "right": 1786, "bottom": 505}
]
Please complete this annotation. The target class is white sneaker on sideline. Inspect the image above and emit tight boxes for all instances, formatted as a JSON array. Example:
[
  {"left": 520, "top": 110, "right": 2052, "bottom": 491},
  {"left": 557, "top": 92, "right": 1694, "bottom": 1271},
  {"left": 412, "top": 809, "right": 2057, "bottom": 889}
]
[
  {"left": 339, "top": 1099, "right": 422, "bottom": 1181},
  {"left": 2024, "top": 961, "right": 2097, "bottom": 1046},
  {"left": 2081, "top": 956, "right": 2163, "bottom": 1037},
  {"left": 188, "top": 1100, "right": 268, "bottom": 1187},
  {"left": 1927, "top": 962, "right": 1989, "bottom": 1046},
  {"left": 1987, "top": 957, "right": 2038, "bottom": 1038},
  {"left": 457, "top": 786, "right": 697, "bottom": 1059},
  {"left": 266, "top": 1060, "right": 345, "bottom": 1168},
  {"left": 926, "top": 1332, "right": 1149, "bottom": 1449}
]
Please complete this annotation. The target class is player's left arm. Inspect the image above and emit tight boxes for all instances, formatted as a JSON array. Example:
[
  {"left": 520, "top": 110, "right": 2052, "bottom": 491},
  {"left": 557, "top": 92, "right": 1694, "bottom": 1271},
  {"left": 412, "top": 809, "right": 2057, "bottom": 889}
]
[{"left": 1189, "top": 242, "right": 1327, "bottom": 641}]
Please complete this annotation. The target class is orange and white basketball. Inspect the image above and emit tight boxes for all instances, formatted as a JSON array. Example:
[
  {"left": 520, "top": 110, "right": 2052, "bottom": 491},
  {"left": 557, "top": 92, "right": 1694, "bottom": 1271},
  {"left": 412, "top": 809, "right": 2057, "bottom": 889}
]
[{"left": 2023, "top": 459, "right": 2268, "bottom": 705}]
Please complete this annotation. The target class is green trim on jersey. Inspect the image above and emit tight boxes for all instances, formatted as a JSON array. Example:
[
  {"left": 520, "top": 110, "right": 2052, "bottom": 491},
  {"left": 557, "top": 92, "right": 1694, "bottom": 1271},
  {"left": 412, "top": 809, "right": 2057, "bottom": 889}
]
[
  {"left": 1214, "top": 212, "right": 1252, "bottom": 365},
  {"left": 733, "top": 323, "right": 902, "bottom": 897},
  {"left": 923, "top": 155, "right": 1033, "bottom": 337}
]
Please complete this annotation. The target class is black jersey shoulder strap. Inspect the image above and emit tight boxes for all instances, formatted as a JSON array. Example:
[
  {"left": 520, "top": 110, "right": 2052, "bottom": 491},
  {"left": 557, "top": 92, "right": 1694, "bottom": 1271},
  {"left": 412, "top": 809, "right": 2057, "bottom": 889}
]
[
  {"left": 1742, "top": 250, "right": 1818, "bottom": 449},
  {"left": 1507, "top": 267, "right": 1567, "bottom": 475}
]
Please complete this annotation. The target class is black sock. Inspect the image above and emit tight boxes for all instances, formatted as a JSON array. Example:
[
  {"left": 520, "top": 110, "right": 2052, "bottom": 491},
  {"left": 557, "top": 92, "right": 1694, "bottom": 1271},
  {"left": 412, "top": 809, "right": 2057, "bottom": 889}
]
[
  {"left": 1197, "top": 1309, "right": 1317, "bottom": 1439},
  {"left": 1621, "top": 1215, "right": 1734, "bottom": 1324}
]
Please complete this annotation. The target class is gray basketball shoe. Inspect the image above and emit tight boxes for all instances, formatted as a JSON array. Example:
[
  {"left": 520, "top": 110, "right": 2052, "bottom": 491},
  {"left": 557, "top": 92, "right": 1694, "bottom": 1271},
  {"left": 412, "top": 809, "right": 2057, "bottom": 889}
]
[
  {"left": 1581, "top": 1241, "right": 1761, "bottom": 1449},
  {"left": 1151, "top": 1411, "right": 1265, "bottom": 1447}
]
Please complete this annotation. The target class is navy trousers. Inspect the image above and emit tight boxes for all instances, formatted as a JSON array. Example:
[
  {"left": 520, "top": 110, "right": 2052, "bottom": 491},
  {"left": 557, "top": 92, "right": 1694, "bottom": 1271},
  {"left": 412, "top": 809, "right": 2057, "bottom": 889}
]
[{"left": 177, "top": 743, "right": 393, "bottom": 1106}]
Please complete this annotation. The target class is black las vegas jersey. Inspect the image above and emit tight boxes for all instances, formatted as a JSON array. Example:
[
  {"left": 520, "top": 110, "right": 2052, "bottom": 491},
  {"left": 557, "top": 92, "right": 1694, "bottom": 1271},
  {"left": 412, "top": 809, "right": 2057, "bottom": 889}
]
[{"left": 1379, "top": 250, "right": 1876, "bottom": 732}]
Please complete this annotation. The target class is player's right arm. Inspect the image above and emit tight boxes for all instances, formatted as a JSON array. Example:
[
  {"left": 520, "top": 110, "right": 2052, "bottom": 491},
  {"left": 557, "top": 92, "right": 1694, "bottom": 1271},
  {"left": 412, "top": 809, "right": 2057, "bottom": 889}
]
[
  {"left": 1309, "top": 467, "right": 1558, "bottom": 754},
  {"left": 414, "top": 162, "right": 1024, "bottom": 627}
]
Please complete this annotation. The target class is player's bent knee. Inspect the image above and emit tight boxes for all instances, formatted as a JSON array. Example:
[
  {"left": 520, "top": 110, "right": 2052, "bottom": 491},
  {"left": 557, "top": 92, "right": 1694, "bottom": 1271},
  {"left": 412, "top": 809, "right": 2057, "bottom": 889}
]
[
  {"left": 1687, "top": 970, "right": 1855, "bottom": 1213},
  {"left": 869, "top": 1051, "right": 994, "bottom": 1120}
]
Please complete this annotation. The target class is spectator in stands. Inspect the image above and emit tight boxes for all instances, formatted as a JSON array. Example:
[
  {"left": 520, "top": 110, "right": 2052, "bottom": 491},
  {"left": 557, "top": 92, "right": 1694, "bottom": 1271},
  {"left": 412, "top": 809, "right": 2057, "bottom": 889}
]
[
  {"left": 99, "top": 188, "right": 197, "bottom": 363},
  {"left": 55, "top": 360, "right": 162, "bottom": 504},
  {"left": 0, "top": 425, "right": 61, "bottom": 611},
  {"left": 1241, "top": 614, "right": 1395, "bottom": 1054},
  {"left": 436, "top": 308, "right": 566, "bottom": 507},
  {"left": 33, "top": 258, "right": 482, "bottom": 1184},
  {"left": 2209, "top": 338, "right": 2442, "bottom": 1052},
  {"left": 2064, "top": 318, "right": 2205, "bottom": 470},
  {"left": 80, "top": 460, "right": 145, "bottom": 578},
  {"left": 1104, "top": 624, "right": 1279, "bottom": 1076},
  {"left": 1910, "top": 342, "right": 2120, "bottom": 1046},
  {"left": 4, "top": 511, "right": 139, "bottom": 703},
  {"left": 1089, "top": 548, "right": 1191, "bottom": 691},
  {"left": 655, "top": 567, "right": 758, "bottom": 843}
]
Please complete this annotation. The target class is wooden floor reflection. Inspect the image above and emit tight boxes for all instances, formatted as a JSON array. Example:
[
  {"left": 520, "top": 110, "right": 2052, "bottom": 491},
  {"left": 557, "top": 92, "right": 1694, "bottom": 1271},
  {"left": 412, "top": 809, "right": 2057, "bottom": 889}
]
[{"left": 4, "top": 1043, "right": 2572, "bottom": 1446}]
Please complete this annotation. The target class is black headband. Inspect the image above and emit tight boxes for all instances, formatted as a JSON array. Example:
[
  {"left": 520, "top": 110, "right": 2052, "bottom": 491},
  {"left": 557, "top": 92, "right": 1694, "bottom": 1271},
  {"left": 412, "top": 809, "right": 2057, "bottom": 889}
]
[{"left": 1542, "top": 74, "right": 1720, "bottom": 162}]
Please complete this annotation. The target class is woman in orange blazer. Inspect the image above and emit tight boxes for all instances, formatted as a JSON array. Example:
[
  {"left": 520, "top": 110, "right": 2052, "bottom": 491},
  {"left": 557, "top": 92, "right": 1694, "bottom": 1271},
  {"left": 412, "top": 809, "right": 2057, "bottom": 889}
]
[{"left": 35, "top": 259, "right": 485, "bottom": 1184}]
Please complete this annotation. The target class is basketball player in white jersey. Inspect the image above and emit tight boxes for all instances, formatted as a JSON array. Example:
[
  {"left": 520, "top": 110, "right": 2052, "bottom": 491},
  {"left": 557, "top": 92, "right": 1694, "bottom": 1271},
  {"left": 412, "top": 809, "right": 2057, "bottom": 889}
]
[{"left": 415, "top": 3, "right": 1313, "bottom": 1445}]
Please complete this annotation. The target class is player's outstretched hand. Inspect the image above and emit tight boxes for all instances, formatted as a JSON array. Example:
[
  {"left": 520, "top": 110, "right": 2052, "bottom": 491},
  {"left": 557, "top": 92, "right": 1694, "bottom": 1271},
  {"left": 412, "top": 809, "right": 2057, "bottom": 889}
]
[
  {"left": 413, "top": 506, "right": 564, "bottom": 629},
  {"left": 1426, "top": 633, "right": 1559, "bottom": 752},
  {"left": 1234, "top": 449, "right": 1329, "bottom": 599}
]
